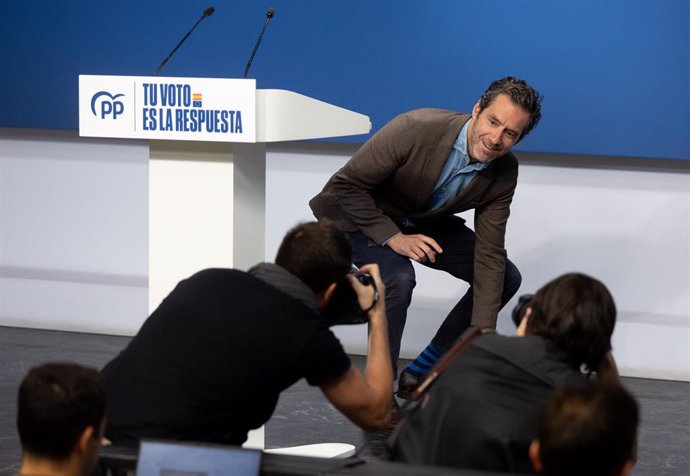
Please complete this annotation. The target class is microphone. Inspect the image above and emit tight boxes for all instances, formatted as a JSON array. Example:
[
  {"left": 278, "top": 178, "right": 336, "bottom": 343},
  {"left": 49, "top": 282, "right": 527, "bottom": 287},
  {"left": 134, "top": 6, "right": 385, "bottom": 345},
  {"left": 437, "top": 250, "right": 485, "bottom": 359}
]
[
  {"left": 243, "top": 7, "right": 276, "bottom": 79},
  {"left": 155, "top": 6, "right": 216, "bottom": 76}
]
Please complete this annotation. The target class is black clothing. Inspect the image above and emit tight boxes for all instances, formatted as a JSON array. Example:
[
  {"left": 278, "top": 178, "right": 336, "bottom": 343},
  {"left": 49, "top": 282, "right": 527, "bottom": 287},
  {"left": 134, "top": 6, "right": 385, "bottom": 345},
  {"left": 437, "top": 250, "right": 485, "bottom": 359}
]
[
  {"left": 390, "top": 334, "right": 584, "bottom": 473},
  {"left": 102, "top": 265, "right": 350, "bottom": 446}
]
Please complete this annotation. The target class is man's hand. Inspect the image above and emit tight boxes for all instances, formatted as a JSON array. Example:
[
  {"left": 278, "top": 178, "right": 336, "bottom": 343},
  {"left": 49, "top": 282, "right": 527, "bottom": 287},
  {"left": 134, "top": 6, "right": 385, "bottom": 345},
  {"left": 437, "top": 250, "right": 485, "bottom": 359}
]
[
  {"left": 387, "top": 233, "right": 443, "bottom": 263},
  {"left": 346, "top": 264, "right": 386, "bottom": 316}
]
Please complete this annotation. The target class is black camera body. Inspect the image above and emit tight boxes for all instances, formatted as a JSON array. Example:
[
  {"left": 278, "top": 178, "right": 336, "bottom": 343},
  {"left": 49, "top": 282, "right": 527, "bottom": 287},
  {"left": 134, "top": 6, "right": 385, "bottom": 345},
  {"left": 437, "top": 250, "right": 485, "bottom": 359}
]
[
  {"left": 321, "top": 268, "right": 376, "bottom": 326},
  {"left": 352, "top": 268, "right": 374, "bottom": 287},
  {"left": 511, "top": 294, "right": 534, "bottom": 327}
]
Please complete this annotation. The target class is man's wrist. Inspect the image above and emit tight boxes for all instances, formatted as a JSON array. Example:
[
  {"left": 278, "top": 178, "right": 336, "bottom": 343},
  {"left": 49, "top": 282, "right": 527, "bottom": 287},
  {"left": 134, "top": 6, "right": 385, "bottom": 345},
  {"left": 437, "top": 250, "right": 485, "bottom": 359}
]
[
  {"left": 367, "top": 308, "right": 386, "bottom": 324},
  {"left": 381, "top": 232, "right": 401, "bottom": 248}
]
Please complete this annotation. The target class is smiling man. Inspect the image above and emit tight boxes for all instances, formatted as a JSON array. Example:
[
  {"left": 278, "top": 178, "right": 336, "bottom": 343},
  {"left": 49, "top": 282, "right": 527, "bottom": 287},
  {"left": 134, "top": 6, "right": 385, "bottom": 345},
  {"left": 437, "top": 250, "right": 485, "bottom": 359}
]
[{"left": 310, "top": 77, "right": 543, "bottom": 399}]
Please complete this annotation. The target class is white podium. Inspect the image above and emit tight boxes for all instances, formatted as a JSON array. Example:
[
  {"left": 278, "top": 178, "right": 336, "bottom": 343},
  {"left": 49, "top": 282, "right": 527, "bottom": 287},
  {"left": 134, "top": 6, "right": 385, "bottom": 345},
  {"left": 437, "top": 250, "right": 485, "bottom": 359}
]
[{"left": 79, "top": 76, "right": 371, "bottom": 312}]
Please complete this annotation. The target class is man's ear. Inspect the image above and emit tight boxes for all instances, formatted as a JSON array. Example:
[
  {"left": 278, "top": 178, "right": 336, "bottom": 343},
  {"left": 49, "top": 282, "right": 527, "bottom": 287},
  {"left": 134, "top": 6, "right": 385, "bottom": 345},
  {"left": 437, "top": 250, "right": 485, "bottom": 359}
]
[
  {"left": 76, "top": 425, "right": 95, "bottom": 454},
  {"left": 316, "top": 282, "right": 338, "bottom": 310},
  {"left": 529, "top": 439, "right": 543, "bottom": 473},
  {"left": 471, "top": 100, "right": 482, "bottom": 118}
]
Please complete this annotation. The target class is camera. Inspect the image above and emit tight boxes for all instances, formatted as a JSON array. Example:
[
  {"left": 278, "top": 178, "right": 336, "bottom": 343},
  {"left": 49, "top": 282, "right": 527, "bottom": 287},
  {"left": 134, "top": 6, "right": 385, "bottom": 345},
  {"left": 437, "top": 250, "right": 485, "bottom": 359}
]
[
  {"left": 511, "top": 294, "right": 534, "bottom": 327},
  {"left": 351, "top": 267, "right": 374, "bottom": 287},
  {"left": 321, "top": 266, "right": 378, "bottom": 326}
]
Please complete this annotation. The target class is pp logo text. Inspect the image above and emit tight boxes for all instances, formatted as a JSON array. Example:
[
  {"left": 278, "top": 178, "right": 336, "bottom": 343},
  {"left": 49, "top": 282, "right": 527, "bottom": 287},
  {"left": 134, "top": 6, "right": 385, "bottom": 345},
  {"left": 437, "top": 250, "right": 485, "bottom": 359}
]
[{"left": 91, "top": 91, "right": 125, "bottom": 119}]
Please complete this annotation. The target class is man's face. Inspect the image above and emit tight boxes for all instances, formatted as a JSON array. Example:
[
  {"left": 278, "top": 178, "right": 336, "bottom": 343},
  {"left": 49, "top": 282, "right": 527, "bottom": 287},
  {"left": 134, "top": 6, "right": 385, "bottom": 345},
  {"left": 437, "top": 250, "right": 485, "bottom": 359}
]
[{"left": 467, "top": 93, "right": 531, "bottom": 163}]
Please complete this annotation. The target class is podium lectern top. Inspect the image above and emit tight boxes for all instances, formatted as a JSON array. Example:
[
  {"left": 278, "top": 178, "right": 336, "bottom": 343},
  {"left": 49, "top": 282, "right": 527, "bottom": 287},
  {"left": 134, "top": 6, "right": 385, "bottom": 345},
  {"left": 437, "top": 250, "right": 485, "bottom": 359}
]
[
  {"left": 79, "top": 75, "right": 371, "bottom": 143},
  {"left": 256, "top": 89, "right": 370, "bottom": 142}
]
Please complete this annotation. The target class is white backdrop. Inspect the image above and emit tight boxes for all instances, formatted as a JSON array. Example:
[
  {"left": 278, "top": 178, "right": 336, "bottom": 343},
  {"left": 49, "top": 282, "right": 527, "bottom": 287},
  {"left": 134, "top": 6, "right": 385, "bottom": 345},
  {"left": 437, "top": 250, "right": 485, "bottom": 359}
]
[{"left": 1, "top": 128, "right": 689, "bottom": 379}]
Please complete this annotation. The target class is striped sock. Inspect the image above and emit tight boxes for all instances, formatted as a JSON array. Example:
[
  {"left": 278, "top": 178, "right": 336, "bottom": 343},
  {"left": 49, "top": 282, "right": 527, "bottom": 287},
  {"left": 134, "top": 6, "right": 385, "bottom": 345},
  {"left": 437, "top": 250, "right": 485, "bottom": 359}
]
[{"left": 406, "top": 343, "right": 441, "bottom": 377}]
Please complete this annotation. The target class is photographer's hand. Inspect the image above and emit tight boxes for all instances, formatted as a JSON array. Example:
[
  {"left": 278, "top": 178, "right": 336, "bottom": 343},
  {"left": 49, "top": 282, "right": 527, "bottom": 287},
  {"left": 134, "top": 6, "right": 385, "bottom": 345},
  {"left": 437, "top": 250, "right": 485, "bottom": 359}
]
[{"left": 347, "top": 264, "right": 385, "bottom": 316}]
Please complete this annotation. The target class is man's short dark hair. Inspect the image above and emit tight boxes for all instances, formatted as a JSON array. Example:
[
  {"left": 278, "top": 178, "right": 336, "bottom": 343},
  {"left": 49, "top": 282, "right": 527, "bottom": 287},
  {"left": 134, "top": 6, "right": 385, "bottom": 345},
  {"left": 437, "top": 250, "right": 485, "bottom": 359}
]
[
  {"left": 536, "top": 380, "right": 639, "bottom": 476},
  {"left": 527, "top": 273, "right": 616, "bottom": 372},
  {"left": 478, "top": 76, "right": 543, "bottom": 140},
  {"left": 275, "top": 220, "right": 352, "bottom": 294},
  {"left": 17, "top": 363, "right": 106, "bottom": 460}
]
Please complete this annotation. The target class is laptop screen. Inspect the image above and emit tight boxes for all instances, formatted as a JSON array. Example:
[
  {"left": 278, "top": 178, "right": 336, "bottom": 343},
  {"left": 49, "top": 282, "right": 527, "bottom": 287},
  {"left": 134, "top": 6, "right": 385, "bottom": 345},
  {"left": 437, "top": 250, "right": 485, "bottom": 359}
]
[{"left": 136, "top": 440, "right": 262, "bottom": 476}]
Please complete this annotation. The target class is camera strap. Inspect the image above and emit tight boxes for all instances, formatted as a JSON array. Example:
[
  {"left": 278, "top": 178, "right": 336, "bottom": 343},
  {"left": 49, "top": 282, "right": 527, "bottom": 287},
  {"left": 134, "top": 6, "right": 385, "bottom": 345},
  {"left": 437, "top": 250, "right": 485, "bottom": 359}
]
[{"left": 360, "top": 280, "right": 379, "bottom": 314}]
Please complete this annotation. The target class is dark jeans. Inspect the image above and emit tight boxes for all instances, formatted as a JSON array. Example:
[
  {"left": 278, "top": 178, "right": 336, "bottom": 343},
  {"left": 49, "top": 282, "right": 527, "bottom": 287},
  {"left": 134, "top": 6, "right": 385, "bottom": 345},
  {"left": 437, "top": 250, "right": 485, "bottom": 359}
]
[{"left": 349, "top": 216, "right": 521, "bottom": 375}]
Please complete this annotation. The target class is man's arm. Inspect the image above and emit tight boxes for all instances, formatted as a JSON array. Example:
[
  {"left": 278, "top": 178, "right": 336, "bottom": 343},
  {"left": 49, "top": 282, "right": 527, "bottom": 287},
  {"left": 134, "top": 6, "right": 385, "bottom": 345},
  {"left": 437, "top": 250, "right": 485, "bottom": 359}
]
[
  {"left": 329, "top": 113, "right": 417, "bottom": 245},
  {"left": 471, "top": 170, "right": 517, "bottom": 328},
  {"left": 332, "top": 113, "right": 444, "bottom": 261},
  {"left": 319, "top": 264, "right": 393, "bottom": 431}
]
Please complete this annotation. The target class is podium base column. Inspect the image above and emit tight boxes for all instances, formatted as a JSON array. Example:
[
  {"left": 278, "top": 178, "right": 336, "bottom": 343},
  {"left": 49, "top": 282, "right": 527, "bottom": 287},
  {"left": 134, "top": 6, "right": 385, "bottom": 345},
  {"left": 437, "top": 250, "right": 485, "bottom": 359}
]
[{"left": 148, "top": 140, "right": 266, "bottom": 314}]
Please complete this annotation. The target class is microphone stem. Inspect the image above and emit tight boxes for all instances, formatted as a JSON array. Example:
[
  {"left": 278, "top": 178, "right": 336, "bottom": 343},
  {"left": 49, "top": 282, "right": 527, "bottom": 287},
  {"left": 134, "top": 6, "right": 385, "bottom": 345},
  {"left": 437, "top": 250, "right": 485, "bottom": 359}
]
[
  {"left": 156, "top": 15, "right": 206, "bottom": 76},
  {"left": 244, "top": 17, "right": 271, "bottom": 79}
]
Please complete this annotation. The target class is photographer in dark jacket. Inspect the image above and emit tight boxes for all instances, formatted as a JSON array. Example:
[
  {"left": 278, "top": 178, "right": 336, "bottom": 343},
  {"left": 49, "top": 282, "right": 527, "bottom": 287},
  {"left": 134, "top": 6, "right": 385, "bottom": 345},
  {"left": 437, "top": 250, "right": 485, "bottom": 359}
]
[
  {"left": 102, "top": 221, "right": 392, "bottom": 446},
  {"left": 390, "top": 272, "right": 619, "bottom": 473}
]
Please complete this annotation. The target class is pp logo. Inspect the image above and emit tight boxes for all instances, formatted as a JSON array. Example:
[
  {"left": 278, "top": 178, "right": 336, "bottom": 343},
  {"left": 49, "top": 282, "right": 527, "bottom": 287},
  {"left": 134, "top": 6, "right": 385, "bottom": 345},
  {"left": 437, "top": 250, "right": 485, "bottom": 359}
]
[{"left": 91, "top": 91, "right": 125, "bottom": 119}]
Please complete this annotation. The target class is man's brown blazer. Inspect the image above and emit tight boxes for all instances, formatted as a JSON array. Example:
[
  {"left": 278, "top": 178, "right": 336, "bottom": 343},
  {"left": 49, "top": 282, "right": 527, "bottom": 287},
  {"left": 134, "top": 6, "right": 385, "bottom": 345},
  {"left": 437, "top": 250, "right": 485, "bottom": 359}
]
[{"left": 310, "top": 108, "right": 518, "bottom": 328}]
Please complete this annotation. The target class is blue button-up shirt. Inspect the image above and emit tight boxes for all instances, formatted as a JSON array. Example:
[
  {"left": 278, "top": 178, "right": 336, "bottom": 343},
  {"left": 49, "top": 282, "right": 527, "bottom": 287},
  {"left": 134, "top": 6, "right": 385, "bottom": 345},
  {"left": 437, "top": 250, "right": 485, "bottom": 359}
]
[{"left": 427, "top": 120, "right": 489, "bottom": 212}]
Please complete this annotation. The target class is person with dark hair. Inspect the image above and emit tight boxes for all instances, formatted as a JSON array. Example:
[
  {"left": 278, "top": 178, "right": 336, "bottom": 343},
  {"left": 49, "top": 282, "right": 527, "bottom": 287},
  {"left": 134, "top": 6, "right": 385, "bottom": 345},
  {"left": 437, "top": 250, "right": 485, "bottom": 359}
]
[
  {"left": 310, "top": 76, "right": 544, "bottom": 394},
  {"left": 102, "top": 221, "right": 392, "bottom": 446},
  {"left": 390, "top": 272, "right": 618, "bottom": 473},
  {"left": 517, "top": 273, "right": 617, "bottom": 374},
  {"left": 529, "top": 380, "right": 639, "bottom": 476},
  {"left": 17, "top": 363, "right": 106, "bottom": 476}
]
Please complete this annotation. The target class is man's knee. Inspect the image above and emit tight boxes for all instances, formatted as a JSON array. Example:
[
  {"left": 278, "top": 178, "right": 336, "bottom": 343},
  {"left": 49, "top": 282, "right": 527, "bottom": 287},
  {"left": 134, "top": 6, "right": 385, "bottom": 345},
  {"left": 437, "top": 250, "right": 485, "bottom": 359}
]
[
  {"left": 504, "top": 261, "right": 522, "bottom": 297},
  {"left": 385, "top": 263, "right": 417, "bottom": 298}
]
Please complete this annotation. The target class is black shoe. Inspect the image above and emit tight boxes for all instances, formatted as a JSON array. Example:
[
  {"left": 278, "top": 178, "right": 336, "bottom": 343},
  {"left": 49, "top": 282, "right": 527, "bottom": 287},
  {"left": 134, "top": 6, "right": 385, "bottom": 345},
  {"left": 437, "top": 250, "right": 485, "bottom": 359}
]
[{"left": 396, "top": 368, "right": 421, "bottom": 400}]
